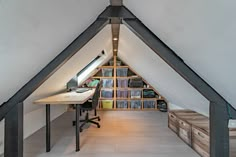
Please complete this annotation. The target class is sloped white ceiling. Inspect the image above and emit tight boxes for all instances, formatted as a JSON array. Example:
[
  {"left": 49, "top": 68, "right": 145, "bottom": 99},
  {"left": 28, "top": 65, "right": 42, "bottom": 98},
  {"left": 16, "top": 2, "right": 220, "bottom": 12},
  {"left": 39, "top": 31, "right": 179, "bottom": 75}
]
[
  {"left": 0, "top": 0, "right": 108, "bottom": 104},
  {"left": 119, "top": 25, "right": 209, "bottom": 116},
  {"left": 124, "top": 0, "right": 236, "bottom": 108},
  {"left": 1, "top": 0, "right": 235, "bottom": 115},
  {"left": 24, "top": 25, "right": 112, "bottom": 113}
]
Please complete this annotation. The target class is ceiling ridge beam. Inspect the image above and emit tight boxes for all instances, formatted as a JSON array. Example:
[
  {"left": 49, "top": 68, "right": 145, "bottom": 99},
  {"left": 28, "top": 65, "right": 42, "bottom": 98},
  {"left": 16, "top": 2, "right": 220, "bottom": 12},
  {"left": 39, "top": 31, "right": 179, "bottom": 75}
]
[
  {"left": 110, "top": 0, "right": 123, "bottom": 6},
  {"left": 98, "top": 6, "right": 136, "bottom": 21}
]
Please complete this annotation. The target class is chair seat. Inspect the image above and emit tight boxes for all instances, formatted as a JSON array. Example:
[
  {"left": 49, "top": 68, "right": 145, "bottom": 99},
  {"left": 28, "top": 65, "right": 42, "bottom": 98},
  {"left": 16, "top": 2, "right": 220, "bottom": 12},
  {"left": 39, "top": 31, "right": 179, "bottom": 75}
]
[{"left": 79, "top": 101, "right": 92, "bottom": 110}]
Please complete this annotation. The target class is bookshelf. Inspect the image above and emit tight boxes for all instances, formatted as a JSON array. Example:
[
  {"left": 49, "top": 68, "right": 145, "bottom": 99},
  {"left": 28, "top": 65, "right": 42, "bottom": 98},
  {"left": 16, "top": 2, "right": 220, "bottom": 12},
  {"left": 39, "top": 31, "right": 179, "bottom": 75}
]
[{"left": 80, "top": 56, "right": 167, "bottom": 111}]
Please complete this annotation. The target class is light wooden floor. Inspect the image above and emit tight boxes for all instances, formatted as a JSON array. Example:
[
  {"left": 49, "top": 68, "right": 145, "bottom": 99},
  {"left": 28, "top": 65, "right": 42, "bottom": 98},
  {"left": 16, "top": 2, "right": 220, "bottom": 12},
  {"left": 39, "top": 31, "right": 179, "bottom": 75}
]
[{"left": 24, "top": 111, "right": 200, "bottom": 157}]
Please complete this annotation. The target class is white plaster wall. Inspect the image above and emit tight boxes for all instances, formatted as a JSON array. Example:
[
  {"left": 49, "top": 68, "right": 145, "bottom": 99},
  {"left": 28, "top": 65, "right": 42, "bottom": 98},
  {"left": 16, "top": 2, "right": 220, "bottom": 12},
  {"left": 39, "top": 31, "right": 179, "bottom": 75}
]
[
  {"left": 0, "top": 0, "right": 108, "bottom": 104},
  {"left": 119, "top": 25, "right": 209, "bottom": 116},
  {"left": 0, "top": 25, "right": 112, "bottom": 151},
  {"left": 168, "top": 103, "right": 184, "bottom": 110},
  {"left": 124, "top": 0, "right": 236, "bottom": 108},
  {"left": 23, "top": 25, "right": 112, "bottom": 139},
  {"left": 24, "top": 25, "right": 112, "bottom": 114},
  {"left": 0, "top": 0, "right": 111, "bottom": 147}
]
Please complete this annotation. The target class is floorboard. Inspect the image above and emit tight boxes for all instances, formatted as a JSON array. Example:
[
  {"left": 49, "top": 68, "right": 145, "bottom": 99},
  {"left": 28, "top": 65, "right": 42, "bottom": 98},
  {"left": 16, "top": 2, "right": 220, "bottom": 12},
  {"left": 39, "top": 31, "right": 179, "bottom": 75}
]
[{"left": 24, "top": 111, "right": 200, "bottom": 157}]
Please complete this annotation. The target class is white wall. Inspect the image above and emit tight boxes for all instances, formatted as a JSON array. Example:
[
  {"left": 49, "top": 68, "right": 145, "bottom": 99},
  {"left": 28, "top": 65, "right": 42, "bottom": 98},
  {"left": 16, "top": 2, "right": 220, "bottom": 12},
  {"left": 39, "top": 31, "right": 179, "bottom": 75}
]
[
  {"left": 119, "top": 25, "right": 209, "bottom": 116},
  {"left": 0, "top": 0, "right": 111, "bottom": 148},
  {"left": 124, "top": 0, "right": 236, "bottom": 109},
  {"left": 24, "top": 25, "right": 112, "bottom": 138},
  {"left": 0, "top": 0, "right": 108, "bottom": 104},
  {"left": 168, "top": 103, "right": 184, "bottom": 110},
  {"left": 0, "top": 25, "right": 112, "bottom": 151}
]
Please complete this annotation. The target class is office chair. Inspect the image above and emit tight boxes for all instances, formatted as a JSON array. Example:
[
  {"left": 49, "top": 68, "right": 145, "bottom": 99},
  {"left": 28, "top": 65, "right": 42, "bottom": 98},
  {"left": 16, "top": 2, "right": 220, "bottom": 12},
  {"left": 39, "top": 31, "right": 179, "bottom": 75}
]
[{"left": 79, "top": 83, "right": 101, "bottom": 132}]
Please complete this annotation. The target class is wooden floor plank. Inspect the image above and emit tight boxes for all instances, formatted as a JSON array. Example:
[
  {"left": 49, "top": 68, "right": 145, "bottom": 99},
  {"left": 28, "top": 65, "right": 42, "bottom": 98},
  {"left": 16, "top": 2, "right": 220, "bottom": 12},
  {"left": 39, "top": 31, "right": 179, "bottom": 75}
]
[{"left": 24, "top": 111, "right": 200, "bottom": 157}]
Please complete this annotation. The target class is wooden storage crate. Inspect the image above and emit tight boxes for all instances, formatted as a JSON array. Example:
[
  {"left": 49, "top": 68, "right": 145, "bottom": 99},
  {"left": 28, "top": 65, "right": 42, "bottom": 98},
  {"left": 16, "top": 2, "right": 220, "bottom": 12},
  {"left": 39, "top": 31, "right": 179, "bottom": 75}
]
[
  {"left": 168, "top": 110, "right": 196, "bottom": 133},
  {"left": 178, "top": 118, "right": 192, "bottom": 145},
  {"left": 229, "top": 128, "right": 236, "bottom": 137},
  {"left": 192, "top": 123, "right": 236, "bottom": 157},
  {"left": 192, "top": 125, "right": 209, "bottom": 157},
  {"left": 177, "top": 115, "right": 208, "bottom": 146},
  {"left": 174, "top": 111, "right": 200, "bottom": 117},
  {"left": 168, "top": 109, "right": 236, "bottom": 157},
  {"left": 230, "top": 137, "right": 236, "bottom": 157},
  {"left": 168, "top": 112, "right": 178, "bottom": 134}
]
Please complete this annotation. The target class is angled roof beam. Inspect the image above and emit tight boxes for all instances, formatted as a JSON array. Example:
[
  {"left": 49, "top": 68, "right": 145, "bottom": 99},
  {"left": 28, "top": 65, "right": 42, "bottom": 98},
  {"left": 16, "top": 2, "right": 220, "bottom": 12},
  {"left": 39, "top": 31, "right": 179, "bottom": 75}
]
[
  {"left": 123, "top": 16, "right": 235, "bottom": 157},
  {"left": 0, "top": 18, "right": 109, "bottom": 120}
]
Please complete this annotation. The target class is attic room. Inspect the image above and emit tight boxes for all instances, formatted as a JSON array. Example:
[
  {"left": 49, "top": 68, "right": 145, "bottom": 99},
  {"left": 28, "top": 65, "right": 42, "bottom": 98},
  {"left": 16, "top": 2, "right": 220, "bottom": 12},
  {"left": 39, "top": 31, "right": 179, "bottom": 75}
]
[{"left": 1, "top": 0, "right": 236, "bottom": 157}]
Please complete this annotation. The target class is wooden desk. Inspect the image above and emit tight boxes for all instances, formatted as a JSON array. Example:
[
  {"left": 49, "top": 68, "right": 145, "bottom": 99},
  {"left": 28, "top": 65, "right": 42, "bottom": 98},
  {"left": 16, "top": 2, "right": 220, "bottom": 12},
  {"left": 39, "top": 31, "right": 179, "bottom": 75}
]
[{"left": 34, "top": 89, "right": 95, "bottom": 152}]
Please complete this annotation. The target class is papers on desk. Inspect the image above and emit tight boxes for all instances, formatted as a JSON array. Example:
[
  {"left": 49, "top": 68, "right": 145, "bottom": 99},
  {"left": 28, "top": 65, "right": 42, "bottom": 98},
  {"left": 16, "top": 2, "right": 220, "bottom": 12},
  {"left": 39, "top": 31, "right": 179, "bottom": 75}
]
[{"left": 34, "top": 88, "right": 95, "bottom": 105}]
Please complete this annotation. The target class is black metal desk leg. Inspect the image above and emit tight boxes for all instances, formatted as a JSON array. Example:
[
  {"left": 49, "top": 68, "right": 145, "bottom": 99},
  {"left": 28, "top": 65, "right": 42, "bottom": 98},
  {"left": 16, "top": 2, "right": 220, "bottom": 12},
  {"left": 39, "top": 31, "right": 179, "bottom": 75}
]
[
  {"left": 46, "top": 104, "right": 51, "bottom": 152},
  {"left": 76, "top": 104, "right": 80, "bottom": 151},
  {"left": 94, "top": 108, "right": 97, "bottom": 116}
]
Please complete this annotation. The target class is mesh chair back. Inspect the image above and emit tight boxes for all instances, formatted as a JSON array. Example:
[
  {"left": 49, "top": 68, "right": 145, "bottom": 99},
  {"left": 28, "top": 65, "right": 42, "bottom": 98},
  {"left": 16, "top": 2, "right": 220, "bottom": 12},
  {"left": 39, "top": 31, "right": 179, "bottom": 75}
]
[{"left": 92, "top": 82, "right": 101, "bottom": 109}]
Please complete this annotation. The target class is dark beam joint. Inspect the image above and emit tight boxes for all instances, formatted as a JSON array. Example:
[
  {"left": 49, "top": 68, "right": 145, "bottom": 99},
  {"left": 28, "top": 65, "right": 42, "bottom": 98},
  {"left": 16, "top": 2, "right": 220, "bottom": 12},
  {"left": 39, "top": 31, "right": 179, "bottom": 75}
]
[
  {"left": 99, "top": 6, "right": 135, "bottom": 20},
  {"left": 110, "top": 18, "right": 122, "bottom": 24},
  {"left": 110, "top": 0, "right": 123, "bottom": 6},
  {"left": 4, "top": 102, "right": 23, "bottom": 157},
  {"left": 228, "top": 104, "right": 236, "bottom": 119}
]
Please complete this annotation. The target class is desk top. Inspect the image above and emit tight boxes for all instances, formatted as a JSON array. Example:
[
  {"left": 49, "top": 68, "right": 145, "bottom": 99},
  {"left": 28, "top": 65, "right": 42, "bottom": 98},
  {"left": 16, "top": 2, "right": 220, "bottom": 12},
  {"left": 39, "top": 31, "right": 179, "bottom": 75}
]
[{"left": 34, "top": 89, "right": 95, "bottom": 105}]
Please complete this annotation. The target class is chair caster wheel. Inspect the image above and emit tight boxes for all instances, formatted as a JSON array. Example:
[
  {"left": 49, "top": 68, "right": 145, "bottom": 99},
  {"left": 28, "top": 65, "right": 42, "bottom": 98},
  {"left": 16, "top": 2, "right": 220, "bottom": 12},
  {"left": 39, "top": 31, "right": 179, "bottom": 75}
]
[
  {"left": 97, "top": 125, "right": 100, "bottom": 128},
  {"left": 98, "top": 118, "right": 101, "bottom": 121}
]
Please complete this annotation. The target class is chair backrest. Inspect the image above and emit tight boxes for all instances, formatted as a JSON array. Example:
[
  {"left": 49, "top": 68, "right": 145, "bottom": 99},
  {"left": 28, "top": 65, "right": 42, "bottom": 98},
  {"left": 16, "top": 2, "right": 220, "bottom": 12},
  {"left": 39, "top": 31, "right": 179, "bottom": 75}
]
[{"left": 91, "top": 82, "right": 101, "bottom": 109}]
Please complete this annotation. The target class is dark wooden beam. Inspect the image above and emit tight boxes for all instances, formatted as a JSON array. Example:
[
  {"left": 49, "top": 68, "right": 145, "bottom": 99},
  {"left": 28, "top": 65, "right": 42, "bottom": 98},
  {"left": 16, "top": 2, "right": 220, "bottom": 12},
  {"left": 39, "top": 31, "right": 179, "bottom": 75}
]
[
  {"left": 210, "top": 101, "right": 229, "bottom": 157},
  {"left": 110, "top": 0, "right": 123, "bottom": 6},
  {"left": 99, "top": 6, "right": 135, "bottom": 20},
  {"left": 4, "top": 102, "right": 23, "bottom": 157},
  {"left": 123, "top": 18, "right": 233, "bottom": 157},
  {"left": 111, "top": 23, "right": 120, "bottom": 56},
  {"left": 123, "top": 19, "right": 221, "bottom": 103}
]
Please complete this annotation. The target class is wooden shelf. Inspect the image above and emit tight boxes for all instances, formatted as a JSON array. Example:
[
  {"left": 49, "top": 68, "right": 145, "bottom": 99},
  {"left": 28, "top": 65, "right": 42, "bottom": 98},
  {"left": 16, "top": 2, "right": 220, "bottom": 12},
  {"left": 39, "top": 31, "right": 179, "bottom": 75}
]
[
  {"left": 101, "top": 66, "right": 114, "bottom": 68},
  {"left": 116, "top": 66, "right": 129, "bottom": 68},
  {"left": 116, "top": 76, "right": 129, "bottom": 79},
  {"left": 101, "top": 87, "right": 114, "bottom": 89},
  {"left": 92, "top": 76, "right": 113, "bottom": 79},
  {"left": 143, "top": 98, "right": 158, "bottom": 100},
  {"left": 130, "top": 98, "right": 142, "bottom": 100},
  {"left": 75, "top": 56, "right": 167, "bottom": 111},
  {"left": 97, "top": 108, "right": 159, "bottom": 111},
  {"left": 142, "top": 108, "right": 159, "bottom": 111},
  {"left": 99, "top": 98, "right": 113, "bottom": 100},
  {"left": 116, "top": 98, "right": 129, "bottom": 100},
  {"left": 143, "top": 87, "right": 154, "bottom": 89}
]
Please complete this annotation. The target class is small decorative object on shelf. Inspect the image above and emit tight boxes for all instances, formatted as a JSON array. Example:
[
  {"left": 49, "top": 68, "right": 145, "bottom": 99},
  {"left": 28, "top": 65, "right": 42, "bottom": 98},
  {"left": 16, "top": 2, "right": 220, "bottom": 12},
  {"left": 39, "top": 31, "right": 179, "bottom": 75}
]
[{"left": 157, "top": 100, "right": 167, "bottom": 112}]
